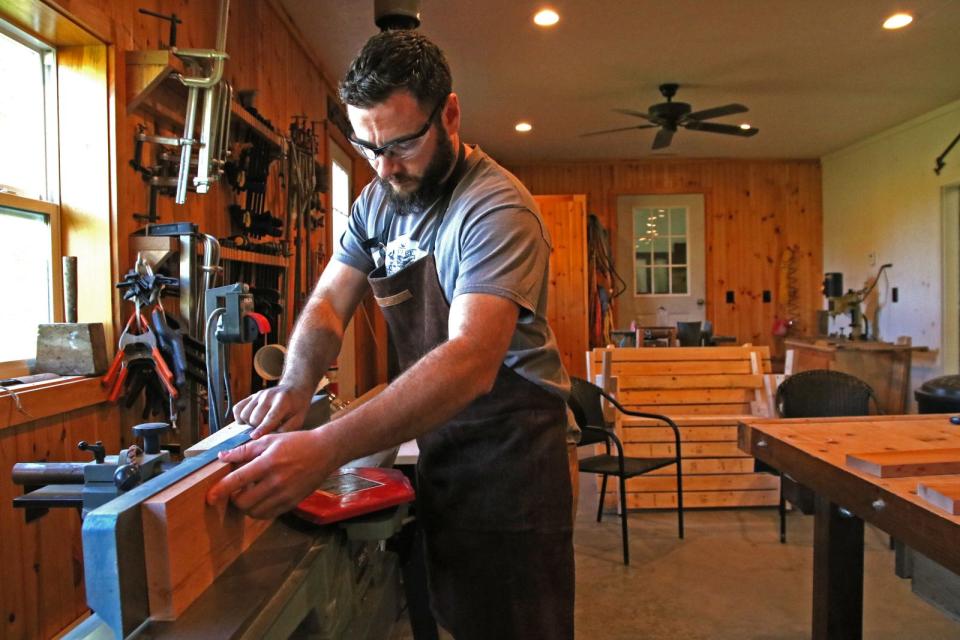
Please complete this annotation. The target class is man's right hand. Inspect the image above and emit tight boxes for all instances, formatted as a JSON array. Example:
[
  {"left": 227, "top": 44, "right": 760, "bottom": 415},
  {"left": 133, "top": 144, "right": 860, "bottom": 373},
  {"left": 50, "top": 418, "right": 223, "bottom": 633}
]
[{"left": 233, "top": 384, "right": 314, "bottom": 438}]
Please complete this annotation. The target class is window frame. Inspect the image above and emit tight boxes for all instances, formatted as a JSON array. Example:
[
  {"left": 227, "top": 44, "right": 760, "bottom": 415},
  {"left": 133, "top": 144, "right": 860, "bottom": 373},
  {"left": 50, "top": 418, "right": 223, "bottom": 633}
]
[{"left": 632, "top": 206, "right": 691, "bottom": 298}]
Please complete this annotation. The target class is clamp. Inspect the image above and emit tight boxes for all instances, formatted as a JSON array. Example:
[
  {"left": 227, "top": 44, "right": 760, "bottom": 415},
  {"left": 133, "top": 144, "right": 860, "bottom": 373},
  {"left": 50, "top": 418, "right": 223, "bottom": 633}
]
[{"left": 102, "top": 313, "right": 178, "bottom": 403}]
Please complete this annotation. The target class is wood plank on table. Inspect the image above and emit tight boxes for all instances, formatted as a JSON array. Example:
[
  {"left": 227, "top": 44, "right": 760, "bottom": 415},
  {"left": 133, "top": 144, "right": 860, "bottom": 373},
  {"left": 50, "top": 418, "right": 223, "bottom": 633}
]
[
  {"left": 142, "top": 461, "right": 272, "bottom": 620},
  {"left": 917, "top": 480, "right": 960, "bottom": 515},
  {"left": 845, "top": 448, "right": 960, "bottom": 478}
]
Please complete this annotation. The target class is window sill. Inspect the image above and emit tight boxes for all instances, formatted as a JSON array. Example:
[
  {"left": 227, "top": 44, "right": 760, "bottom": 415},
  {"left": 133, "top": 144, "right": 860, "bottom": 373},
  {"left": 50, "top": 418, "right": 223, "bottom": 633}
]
[{"left": 0, "top": 375, "right": 109, "bottom": 430}]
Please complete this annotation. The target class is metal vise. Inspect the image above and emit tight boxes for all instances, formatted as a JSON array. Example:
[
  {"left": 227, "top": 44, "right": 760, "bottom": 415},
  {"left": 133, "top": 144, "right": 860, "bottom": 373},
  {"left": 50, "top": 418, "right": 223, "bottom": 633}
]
[{"left": 12, "top": 422, "right": 173, "bottom": 521}]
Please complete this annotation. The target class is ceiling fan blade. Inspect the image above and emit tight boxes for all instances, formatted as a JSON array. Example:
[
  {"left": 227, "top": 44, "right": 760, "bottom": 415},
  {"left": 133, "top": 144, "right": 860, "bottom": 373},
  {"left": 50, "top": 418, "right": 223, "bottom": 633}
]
[
  {"left": 684, "top": 121, "right": 759, "bottom": 137},
  {"left": 612, "top": 108, "right": 655, "bottom": 121},
  {"left": 580, "top": 124, "right": 658, "bottom": 137},
  {"left": 652, "top": 127, "right": 675, "bottom": 150},
  {"left": 685, "top": 103, "right": 749, "bottom": 121}
]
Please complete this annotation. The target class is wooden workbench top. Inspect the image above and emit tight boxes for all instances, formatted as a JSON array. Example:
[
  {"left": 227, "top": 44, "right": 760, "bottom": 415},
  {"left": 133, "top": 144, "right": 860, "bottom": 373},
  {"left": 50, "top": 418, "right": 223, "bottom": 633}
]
[{"left": 739, "top": 414, "right": 960, "bottom": 573}]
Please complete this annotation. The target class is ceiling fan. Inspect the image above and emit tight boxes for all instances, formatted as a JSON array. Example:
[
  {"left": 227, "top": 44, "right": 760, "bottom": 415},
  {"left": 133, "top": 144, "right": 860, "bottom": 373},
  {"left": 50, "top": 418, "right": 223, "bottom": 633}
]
[{"left": 582, "top": 83, "right": 759, "bottom": 150}]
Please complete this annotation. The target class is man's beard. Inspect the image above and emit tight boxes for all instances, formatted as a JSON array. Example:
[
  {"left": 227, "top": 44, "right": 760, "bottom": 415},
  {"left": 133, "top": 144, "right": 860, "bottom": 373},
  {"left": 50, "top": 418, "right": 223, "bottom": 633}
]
[{"left": 380, "top": 127, "right": 457, "bottom": 215}]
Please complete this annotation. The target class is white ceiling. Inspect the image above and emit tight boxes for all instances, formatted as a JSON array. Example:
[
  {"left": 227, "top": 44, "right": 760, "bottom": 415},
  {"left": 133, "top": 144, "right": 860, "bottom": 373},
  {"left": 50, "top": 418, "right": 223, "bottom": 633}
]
[{"left": 279, "top": 0, "right": 960, "bottom": 164}]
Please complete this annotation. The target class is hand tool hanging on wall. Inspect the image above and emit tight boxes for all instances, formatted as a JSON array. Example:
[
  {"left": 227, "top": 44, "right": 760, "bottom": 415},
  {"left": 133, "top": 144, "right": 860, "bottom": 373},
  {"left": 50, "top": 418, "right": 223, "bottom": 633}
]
[
  {"left": 225, "top": 132, "right": 283, "bottom": 241},
  {"left": 171, "top": 0, "right": 231, "bottom": 203},
  {"left": 137, "top": 1, "right": 233, "bottom": 205},
  {"left": 137, "top": 8, "right": 182, "bottom": 49},
  {"left": 111, "top": 255, "right": 200, "bottom": 426},
  {"left": 287, "top": 116, "right": 325, "bottom": 314}
]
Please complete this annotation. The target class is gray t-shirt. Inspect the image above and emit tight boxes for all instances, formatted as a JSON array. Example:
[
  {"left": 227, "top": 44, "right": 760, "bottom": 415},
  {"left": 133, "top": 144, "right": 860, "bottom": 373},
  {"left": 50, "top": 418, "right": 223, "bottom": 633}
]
[{"left": 333, "top": 145, "right": 570, "bottom": 399}]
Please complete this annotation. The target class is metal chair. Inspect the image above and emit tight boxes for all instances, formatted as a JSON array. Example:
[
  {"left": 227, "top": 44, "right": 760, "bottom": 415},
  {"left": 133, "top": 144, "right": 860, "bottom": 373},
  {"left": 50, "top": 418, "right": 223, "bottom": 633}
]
[
  {"left": 768, "top": 369, "right": 879, "bottom": 542},
  {"left": 568, "top": 376, "right": 684, "bottom": 564}
]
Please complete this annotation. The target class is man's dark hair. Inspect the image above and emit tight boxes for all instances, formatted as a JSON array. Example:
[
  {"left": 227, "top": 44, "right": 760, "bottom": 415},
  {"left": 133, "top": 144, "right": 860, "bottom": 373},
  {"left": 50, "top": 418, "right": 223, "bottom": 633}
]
[{"left": 339, "top": 30, "right": 451, "bottom": 111}]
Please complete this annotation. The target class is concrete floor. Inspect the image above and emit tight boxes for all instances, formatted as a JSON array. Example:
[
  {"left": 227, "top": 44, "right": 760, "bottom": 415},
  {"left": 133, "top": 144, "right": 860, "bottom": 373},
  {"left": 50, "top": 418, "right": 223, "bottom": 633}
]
[{"left": 391, "top": 497, "right": 960, "bottom": 639}]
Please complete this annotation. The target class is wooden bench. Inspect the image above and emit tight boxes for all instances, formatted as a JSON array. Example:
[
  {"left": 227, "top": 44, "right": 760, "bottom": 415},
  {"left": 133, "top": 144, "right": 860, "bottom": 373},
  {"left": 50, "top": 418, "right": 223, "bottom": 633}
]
[{"left": 586, "top": 345, "right": 780, "bottom": 509}]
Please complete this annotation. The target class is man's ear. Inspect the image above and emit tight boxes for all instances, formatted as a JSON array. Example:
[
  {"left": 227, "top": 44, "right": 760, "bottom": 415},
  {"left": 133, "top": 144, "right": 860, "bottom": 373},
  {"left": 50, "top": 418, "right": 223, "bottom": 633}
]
[{"left": 442, "top": 92, "right": 461, "bottom": 136}]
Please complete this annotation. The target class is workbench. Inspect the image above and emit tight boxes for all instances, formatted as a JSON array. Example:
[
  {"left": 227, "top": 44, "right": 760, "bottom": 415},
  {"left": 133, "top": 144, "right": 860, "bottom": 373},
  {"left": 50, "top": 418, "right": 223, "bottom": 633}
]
[
  {"left": 784, "top": 337, "right": 926, "bottom": 414},
  {"left": 738, "top": 414, "right": 960, "bottom": 639}
]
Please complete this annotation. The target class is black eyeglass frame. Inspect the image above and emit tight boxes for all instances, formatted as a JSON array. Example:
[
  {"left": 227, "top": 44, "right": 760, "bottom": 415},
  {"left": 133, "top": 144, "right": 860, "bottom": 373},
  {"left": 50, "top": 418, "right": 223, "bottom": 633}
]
[{"left": 349, "top": 98, "right": 446, "bottom": 161}]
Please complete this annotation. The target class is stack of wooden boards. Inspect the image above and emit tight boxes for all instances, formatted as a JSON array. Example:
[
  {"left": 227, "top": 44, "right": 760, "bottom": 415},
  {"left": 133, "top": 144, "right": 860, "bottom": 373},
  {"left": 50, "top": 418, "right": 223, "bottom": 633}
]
[{"left": 586, "top": 345, "right": 781, "bottom": 509}]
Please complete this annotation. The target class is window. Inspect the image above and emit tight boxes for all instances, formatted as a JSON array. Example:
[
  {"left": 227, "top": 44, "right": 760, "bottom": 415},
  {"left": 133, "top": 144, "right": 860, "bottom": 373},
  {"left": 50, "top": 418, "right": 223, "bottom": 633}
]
[
  {"left": 330, "top": 154, "right": 351, "bottom": 231},
  {"left": 0, "top": 20, "right": 61, "bottom": 362},
  {"left": 633, "top": 207, "right": 688, "bottom": 296}
]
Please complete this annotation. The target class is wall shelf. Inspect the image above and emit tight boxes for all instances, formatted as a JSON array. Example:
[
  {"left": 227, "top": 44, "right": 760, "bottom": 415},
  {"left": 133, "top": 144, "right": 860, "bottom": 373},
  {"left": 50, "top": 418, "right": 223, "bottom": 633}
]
[{"left": 125, "top": 49, "right": 285, "bottom": 149}]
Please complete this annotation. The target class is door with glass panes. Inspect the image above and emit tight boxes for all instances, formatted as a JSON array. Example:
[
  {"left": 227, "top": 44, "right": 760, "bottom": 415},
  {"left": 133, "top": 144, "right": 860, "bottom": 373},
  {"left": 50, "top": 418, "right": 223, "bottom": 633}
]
[{"left": 615, "top": 194, "right": 706, "bottom": 331}]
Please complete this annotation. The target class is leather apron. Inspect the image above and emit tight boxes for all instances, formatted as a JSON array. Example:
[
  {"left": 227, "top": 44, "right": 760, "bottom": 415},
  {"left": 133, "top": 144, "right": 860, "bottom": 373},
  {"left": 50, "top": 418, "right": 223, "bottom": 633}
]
[{"left": 365, "top": 147, "right": 574, "bottom": 639}]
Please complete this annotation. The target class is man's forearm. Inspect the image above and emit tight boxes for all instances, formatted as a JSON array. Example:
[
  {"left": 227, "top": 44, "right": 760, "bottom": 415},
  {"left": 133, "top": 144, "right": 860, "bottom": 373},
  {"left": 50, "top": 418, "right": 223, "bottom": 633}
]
[
  {"left": 280, "top": 296, "right": 346, "bottom": 395},
  {"left": 317, "top": 335, "right": 500, "bottom": 465}
]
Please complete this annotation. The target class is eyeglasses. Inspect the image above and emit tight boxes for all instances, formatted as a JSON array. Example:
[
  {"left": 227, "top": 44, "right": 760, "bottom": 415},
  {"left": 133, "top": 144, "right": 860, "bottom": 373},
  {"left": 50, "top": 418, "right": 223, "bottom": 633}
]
[{"left": 349, "top": 99, "right": 445, "bottom": 162}]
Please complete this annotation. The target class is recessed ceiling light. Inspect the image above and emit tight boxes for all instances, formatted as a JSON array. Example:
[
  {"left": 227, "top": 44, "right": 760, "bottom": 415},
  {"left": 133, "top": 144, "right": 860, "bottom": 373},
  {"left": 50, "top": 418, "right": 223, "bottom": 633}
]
[
  {"left": 515, "top": 122, "right": 533, "bottom": 132},
  {"left": 533, "top": 8, "right": 560, "bottom": 27},
  {"left": 739, "top": 123, "right": 752, "bottom": 130},
  {"left": 883, "top": 12, "right": 913, "bottom": 29}
]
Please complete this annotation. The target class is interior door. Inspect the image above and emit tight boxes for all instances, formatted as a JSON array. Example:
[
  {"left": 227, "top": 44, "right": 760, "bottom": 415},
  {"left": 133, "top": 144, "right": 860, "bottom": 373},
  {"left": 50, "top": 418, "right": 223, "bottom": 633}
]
[
  {"left": 615, "top": 194, "right": 706, "bottom": 329},
  {"left": 534, "top": 194, "right": 589, "bottom": 378}
]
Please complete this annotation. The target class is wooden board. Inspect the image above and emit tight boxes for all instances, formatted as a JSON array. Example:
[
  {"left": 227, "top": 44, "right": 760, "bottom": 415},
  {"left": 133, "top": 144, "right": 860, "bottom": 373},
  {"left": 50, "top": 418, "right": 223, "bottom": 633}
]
[
  {"left": 618, "top": 374, "right": 764, "bottom": 390},
  {"left": 183, "top": 421, "right": 250, "bottom": 457},
  {"left": 609, "top": 360, "right": 754, "bottom": 375},
  {"left": 917, "top": 480, "right": 960, "bottom": 515},
  {"left": 628, "top": 472, "right": 780, "bottom": 492},
  {"left": 141, "top": 461, "right": 272, "bottom": 620},
  {"left": 845, "top": 448, "right": 960, "bottom": 478},
  {"left": 626, "top": 489, "right": 780, "bottom": 509}
]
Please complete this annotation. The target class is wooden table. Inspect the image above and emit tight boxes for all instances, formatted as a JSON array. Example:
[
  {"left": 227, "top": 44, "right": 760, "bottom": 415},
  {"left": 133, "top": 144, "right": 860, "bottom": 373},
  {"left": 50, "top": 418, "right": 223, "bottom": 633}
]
[
  {"left": 738, "top": 414, "right": 960, "bottom": 639},
  {"left": 784, "top": 337, "right": 926, "bottom": 414}
]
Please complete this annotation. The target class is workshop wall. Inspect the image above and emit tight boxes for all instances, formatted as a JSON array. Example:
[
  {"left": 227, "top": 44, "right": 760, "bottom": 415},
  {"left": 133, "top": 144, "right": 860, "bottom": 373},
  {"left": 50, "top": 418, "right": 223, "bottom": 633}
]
[
  {"left": 508, "top": 159, "right": 824, "bottom": 360},
  {"left": 822, "top": 98, "right": 960, "bottom": 394},
  {"left": 0, "top": 402, "right": 120, "bottom": 640}
]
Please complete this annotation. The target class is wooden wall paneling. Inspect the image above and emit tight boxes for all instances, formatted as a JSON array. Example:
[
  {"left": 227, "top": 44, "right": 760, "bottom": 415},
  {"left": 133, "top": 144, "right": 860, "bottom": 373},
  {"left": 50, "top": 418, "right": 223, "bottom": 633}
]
[
  {"left": 534, "top": 195, "right": 589, "bottom": 379},
  {"left": 0, "top": 401, "right": 119, "bottom": 639},
  {"left": 511, "top": 159, "right": 823, "bottom": 359}
]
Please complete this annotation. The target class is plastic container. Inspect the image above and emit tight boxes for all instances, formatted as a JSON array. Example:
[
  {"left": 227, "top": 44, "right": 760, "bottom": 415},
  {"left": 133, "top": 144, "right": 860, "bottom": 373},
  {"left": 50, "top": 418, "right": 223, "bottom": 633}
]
[{"left": 914, "top": 375, "right": 960, "bottom": 414}]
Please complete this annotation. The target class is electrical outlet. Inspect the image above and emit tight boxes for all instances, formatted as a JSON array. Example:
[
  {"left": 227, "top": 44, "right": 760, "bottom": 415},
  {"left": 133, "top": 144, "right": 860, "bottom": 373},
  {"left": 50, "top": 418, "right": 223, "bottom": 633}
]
[{"left": 868, "top": 251, "right": 877, "bottom": 266}]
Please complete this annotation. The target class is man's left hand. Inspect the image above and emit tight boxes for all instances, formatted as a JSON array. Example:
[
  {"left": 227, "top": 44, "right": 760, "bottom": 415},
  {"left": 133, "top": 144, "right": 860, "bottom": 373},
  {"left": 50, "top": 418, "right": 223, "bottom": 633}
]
[{"left": 206, "top": 429, "right": 336, "bottom": 520}]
